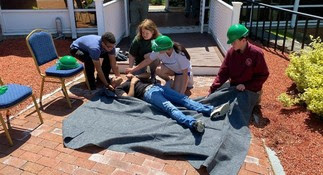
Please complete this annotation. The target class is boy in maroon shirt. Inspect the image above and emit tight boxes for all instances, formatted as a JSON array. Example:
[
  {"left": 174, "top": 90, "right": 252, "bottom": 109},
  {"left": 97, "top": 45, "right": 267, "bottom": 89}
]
[{"left": 209, "top": 24, "right": 269, "bottom": 95}]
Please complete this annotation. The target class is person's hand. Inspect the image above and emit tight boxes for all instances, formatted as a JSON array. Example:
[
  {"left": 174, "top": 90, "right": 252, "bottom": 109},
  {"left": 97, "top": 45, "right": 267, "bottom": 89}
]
[
  {"left": 125, "top": 68, "right": 133, "bottom": 74},
  {"left": 126, "top": 73, "right": 134, "bottom": 80},
  {"left": 130, "top": 76, "right": 139, "bottom": 85},
  {"left": 236, "top": 84, "right": 245, "bottom": 91},
  {"left": 205, "top": 89, "right": 213, "bottom": 98},
  {"left": 106, "top": 84, "right": 115, "bottom": 91}
]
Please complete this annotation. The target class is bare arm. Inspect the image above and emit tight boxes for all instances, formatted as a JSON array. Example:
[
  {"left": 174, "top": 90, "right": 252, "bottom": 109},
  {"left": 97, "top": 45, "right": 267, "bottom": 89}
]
[
  {"left": 93, "top": 59, "right": 114, "bottom": 90},
  {"left": 180, "top": 69, "right": 189, "bottom": 94},
  {"left": 127, "top": 76, "right": 140, "bottom": 97},
  {"left": 173, "top": 68, "right": 189, "bottom": 94},
  {"left": 126, "top": 55, "right": 153, "bottom": 74},
  {"left": 109, "top": 54, "right": 121, "bottom": 77},
  {"left": 128, "top": 54, "right": 135, "bottom": 68}
]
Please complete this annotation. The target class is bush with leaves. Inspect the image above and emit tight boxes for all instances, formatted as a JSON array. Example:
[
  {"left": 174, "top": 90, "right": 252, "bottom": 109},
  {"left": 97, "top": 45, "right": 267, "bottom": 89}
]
[{"left": 279, "top": 36, "right": 323, "bottom": 117}]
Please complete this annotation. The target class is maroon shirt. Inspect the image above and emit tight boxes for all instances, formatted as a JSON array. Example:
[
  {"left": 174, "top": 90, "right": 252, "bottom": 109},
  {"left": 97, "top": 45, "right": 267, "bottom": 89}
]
[{"left": 209, "top": 42, "right": 269, "bottom": 93}]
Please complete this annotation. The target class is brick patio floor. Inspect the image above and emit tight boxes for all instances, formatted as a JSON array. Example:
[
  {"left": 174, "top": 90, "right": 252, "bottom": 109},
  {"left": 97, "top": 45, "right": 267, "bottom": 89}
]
[{"left": 0, "top": 75, "right": 274, "bottom": 175}]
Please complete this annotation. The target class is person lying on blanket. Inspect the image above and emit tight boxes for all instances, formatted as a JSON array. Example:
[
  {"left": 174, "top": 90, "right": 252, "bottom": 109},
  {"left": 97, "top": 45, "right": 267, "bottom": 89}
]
[{"left": 114, "top": 73, "right": 221, "bottom": 133}]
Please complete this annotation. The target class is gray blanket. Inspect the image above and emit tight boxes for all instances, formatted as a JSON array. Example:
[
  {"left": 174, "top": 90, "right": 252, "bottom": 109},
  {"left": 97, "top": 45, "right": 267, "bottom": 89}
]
[{"left": 63, "top": 87, "right": 259, "bottom": 175}]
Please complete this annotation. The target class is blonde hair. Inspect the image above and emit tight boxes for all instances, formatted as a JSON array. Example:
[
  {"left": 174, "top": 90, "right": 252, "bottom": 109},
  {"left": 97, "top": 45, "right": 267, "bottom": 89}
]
[{"left": 136, "top": 19, "right": 160, "bottom": 40}]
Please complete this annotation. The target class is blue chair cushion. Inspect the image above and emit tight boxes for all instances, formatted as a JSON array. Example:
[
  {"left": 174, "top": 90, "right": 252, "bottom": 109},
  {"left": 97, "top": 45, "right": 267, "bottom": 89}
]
[
  {"left": 45, "top": 64, "right": 84, "bottom": 78},
  {"left": 0, "top": 84, "right": 32, "bottom": 109}
]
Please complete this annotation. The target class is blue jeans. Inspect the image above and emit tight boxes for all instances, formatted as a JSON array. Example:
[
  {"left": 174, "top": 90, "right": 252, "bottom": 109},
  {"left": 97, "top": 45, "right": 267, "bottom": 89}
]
[{"left": 143, "top": 85, "right": 213, "bottom": 129}]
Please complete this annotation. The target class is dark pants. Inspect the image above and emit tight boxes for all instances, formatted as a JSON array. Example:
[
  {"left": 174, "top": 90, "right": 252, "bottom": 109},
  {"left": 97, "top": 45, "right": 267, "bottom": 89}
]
[
  {"left": 129, "top": 0, "right": 149, "bottom": 40},
  {"left": 70, "top": 48, "right": 111, "bottom": 90}
]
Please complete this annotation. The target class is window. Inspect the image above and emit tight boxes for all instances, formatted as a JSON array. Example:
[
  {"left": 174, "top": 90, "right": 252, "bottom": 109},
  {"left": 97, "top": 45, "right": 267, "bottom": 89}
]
[{"left": 0, "top": 0, "right": 68, "bottom": 9}]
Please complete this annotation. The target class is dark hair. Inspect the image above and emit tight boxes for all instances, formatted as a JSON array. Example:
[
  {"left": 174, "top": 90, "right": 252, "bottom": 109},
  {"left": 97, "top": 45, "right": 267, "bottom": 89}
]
[
  {"left": 101, "top": 32, "right": 116, "bottom": 44},
  {"left": 173, "top": 42, "right": 190, "bottom": 60},
  {"left": 239, "top": 37, "right": 247, "bottom": 41}
]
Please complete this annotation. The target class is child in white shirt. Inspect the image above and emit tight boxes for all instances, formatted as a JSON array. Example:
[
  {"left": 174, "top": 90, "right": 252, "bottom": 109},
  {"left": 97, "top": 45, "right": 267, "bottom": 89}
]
[{"left": 126, "top": 35, "right": 194, "bottom": 94}]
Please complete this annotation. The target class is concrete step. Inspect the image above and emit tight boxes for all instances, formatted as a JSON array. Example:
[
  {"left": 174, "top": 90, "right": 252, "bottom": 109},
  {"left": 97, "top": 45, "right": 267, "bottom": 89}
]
[
  {"left": 116, "top": 33, "right": 223, "bottom": 76},
  {"left": 117, "top": 61, "right": 220, "bottom": 76}
]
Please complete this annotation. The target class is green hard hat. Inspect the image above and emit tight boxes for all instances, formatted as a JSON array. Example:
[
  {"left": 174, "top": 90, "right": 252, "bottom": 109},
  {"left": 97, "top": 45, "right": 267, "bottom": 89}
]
[
  {"left": 227, "top": 24, "right": 249, "bottom": 44},
  {"left": 56, "top": 55, "right": 79, "bottom": 70},
  {"left": 59, "top": 55, "right": 77, "bottom": 65},
  {"left": 151, "top": 35, "right": 174, "bottom": 52},
  {"left": 0, "top": 85, "right": 8, "bottom": 95},
  {"left": 57, "top": 62, "right": 79, "bottom": 70}
]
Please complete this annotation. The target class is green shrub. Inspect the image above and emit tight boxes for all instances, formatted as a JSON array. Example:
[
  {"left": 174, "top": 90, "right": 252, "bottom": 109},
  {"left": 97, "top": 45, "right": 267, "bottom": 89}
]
[
  {"left": 278, "top": 93, "right": 300, "bottom": 107},
  {"left": 281, "top": 36, "right": 323, "bottom": 117},
  {"left": 150, "top": 0, "right": 163, "bottom": 5}
]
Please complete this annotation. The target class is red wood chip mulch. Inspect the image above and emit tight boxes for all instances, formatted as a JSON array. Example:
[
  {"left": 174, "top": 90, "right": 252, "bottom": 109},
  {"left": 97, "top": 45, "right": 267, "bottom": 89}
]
[{"left": 0, "top": 38, "right": 322, "bottom": 174}]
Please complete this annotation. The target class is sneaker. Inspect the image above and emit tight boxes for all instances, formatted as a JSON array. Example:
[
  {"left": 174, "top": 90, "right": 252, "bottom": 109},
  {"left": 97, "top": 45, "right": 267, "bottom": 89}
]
[
  {"left": 192, "top": 120, "right": 205, "bottom": 133},
  {"left": 210, "top": 101, "right": 230, "bottom": 119}
]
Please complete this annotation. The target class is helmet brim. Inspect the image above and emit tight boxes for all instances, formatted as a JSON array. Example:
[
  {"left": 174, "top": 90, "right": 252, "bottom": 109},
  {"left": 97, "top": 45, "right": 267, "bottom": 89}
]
[
  {"left": 151, "top": 38, "right": 173, "bottom": 52},
  {"left": 227, "top": 31, "right": 249, "bottom": 44}
]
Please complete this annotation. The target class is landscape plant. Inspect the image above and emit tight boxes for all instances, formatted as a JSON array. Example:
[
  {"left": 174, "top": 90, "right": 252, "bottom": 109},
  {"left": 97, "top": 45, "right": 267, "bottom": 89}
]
[{"left": 278, "top": 36, "right": 323, "bottom": 117}]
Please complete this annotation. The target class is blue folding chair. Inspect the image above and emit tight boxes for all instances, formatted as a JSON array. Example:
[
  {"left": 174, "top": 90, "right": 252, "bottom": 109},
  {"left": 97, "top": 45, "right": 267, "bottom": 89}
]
[
  {"left": 0, "top": 78, "right": 43, "bottom": 146},
  {"left": 26, "top": 29, "right": 89, "bottom": 108}
]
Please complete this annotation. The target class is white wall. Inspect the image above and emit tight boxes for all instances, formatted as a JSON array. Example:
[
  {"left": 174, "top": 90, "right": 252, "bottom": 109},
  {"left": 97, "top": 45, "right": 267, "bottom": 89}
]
[
  {"left": 102, "top": 0, "right": 126, "bottom": 44},
  {"left": 209, "top": 0, "right": 233, "bottom": 54},
  {"left": 0, "top": 10, "right": 71, "bottom": 35},
  {"left": 208, "top": 0, "right": 242, "bottom": 55}
]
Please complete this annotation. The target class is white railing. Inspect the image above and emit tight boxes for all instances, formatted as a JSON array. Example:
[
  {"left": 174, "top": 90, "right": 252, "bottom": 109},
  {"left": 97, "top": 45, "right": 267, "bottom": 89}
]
[
  {"left": 96, "top": 0, "right": 127, "bottom": 44},
  {"left": 0, "top": 10, "right": 71, "bottom": 35},
  {"left": 208, "top": 0, "right": 242, "bottom": 54}
]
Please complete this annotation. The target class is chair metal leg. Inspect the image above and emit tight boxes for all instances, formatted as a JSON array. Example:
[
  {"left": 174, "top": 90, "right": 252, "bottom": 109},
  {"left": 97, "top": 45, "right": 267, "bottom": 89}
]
[
  {"left": 0, "top": 114, "right": 13, "bottom": 146},
  {"left": 6, "top": 110, "right": 11, "bottom": 129},
  {"left": 31, "top": 94, "right": 43, "bottom": 124},
  {"left": 83, "top": 69, "right": 90, "bottom": 90},
  {"left": 39, "top": 77, "right": 45, "bottom": 107},
  {"left": 60, "top": 79, "right": 72, "bottom": 108}
]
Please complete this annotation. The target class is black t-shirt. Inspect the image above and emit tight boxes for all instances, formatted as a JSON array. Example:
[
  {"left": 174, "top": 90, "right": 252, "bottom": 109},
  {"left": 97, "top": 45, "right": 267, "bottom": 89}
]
[
  {"left": 115, "top": 80, "right": 151, "bottom": 99},
  {"left": 129, "top": 37, "right": 152, "bottom": 65}
]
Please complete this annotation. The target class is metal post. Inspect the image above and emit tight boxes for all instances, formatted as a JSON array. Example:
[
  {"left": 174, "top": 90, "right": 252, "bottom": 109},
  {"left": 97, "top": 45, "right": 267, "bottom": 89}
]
[
  {"left": 314, "top": 19, "right": 320, "bottom": 39},
  {"left": 267, "top": 8, "right": 273, "bottom": 47},
  {"left": 291, "top": 15, "right": 298, "bottom": 51},
  {"left": 282, "top": 13, "right": 289, "bottom": 54},
  {"left": 301, "top": 18, "right": 308, "bottom": 49},
  {"left": 274, "top": 11, "right": 280, "bottom": 50},
  {"left": 291, "top": 0, "right": 300, "bottom": 28},
  {"left": 255, "top": 5, "right": 260, "bottom": 40}
]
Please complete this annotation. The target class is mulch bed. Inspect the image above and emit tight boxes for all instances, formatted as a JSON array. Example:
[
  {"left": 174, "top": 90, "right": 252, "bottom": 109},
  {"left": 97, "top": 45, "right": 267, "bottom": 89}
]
[
  {"left": 0, "top": 38, "right": 75, "bottom": 116},
  {"left": 249, "top": 45, "right": 322, "bottom": 175},
  {"left": 0, "top": 38, "right": 322, "bottom": 174}
]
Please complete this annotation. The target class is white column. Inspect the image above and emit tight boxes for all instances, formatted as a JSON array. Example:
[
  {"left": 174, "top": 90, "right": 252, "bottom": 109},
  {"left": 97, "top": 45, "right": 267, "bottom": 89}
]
[
  {"left": 67, "top": 0, "right": 77, "bottom": 38},
  {"left": 231, "top": 2, "right": 242, "bottom": 25},
  {"left": 0, "top": 4, "right": 3, "bottom": 36},
  {"left": 124, "top": 0, "right": 129, "bottom": 36},
  {"left": 200, "top": 0, "right": 206, "bottom": 33},
  {"left": 95, "top": 0, "right": 105, "bottom": 36},
  {"left": 291, "top": 0, "right": 300, "bottom": 28}
]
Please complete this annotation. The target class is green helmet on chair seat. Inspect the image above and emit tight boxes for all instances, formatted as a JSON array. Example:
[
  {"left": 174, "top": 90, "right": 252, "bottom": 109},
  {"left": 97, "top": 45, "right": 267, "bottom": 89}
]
[
  {"left": 60, "top": 55, "right": 77, "bottom": 65},
  {"left": 151, "top": 35, "right": 174, "bottom": 52},
  {"left": 226, "top": 24, "right": 249, "bottom": 44},
  {"left": 56, "top": 55, "right": 79, "bottom": 70}
]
